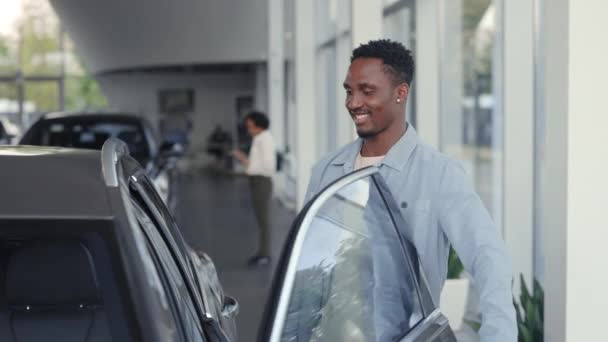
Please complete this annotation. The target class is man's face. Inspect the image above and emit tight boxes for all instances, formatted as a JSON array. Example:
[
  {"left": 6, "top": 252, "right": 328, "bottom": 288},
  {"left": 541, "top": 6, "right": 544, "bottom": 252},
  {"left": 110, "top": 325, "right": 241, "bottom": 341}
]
[
  {"left": 245, "top": 118, "right": 258, "bottom": 137},
  {"left": 343, "top": 58, "right": 405, "bottom": 138}
]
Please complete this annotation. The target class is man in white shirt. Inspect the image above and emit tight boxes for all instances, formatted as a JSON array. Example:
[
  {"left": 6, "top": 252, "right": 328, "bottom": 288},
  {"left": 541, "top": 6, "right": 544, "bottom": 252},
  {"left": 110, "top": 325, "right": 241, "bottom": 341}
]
[{"left": 232, "top": 111, "right": 276, "bottom": 266}]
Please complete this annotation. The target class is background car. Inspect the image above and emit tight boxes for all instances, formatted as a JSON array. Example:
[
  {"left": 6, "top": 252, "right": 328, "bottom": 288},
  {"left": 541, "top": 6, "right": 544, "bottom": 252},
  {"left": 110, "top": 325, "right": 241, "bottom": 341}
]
[
  {"left": 18, "top": 111, "right": 182, "bottom": 216},
  {"left": 0, "top": 141, "right": 237, "bottom": 342}
]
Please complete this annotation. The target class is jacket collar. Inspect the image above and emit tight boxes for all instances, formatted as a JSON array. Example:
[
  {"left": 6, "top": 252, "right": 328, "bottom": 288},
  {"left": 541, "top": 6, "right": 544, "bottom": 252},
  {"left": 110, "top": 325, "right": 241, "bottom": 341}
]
[{"left": 330, "top": 124, "right": 420, "bottom": 174}]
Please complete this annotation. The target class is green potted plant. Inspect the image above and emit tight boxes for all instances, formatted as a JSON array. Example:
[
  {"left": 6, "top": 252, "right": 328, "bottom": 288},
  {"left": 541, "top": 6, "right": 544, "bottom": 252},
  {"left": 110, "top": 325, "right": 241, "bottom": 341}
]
[{"left": 514, "top": 275, "right": 544, "bottom": 342}]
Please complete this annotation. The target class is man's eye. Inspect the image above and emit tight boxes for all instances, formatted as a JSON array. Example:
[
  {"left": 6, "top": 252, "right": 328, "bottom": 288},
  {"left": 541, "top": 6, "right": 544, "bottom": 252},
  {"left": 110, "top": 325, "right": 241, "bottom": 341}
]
[{"left": 363, "top": 90, "right": 374, "bottom": 95}]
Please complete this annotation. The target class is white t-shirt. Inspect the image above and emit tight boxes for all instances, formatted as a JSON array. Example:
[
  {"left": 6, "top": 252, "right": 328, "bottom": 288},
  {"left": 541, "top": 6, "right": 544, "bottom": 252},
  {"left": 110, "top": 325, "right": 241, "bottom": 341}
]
[
  {"left": 246, "top": 130, "right": 276, "bottom": 177},
  {"left": 354, "top": 152, "right": 385, "bottom": 170}
]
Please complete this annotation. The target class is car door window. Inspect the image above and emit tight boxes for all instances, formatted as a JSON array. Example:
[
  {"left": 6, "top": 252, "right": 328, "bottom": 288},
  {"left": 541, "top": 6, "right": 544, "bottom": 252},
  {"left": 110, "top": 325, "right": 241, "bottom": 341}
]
[
  {"left": 130, "top": 199, "right": 205, "bottom": 341},
  {"left": 268, "top": 169, "right": 426, "bottom": 342},
  {"left": 133, "top": 224, "right": 185, "bottom": 342},
  {"left": 132, "top": 170, "right": 191, "bottom": 268},
  {"left": 124, "top": 161, "right": 216, "bottom": 326},
  {"left": 130, "top": 171, "right": 215, "bottom": 316}
]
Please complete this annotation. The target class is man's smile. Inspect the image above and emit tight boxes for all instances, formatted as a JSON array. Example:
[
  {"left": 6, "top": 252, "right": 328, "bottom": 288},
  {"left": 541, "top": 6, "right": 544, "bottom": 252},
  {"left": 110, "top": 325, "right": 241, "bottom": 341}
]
[{"left": 352, "top": 112, "right": 371, "bottom": 125}]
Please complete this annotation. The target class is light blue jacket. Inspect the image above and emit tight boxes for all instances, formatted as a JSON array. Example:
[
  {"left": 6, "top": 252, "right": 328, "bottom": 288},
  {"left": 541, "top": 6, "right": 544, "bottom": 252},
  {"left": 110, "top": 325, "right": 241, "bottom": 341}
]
[{"left": 304, "top": 125, "right": 517, "bottom": 342}]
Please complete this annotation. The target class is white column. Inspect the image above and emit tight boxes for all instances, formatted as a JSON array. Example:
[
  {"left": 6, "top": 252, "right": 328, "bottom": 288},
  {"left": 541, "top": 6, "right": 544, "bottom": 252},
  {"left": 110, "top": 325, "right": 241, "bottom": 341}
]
[
  {"left": 255, "top": 63, "right": 268, "bottom": 113},
  {"left": 541, "top": 0, "right": 568, "bottom": 339},
  {"left": 295, "top": 0, "right": 316, "bottom": 209},
  {"left": 415, "top": 0, "right": 440, "bottom": 148},
  {"left": 335, "top": 0, "right": 352, "bottom": 148},
  {"left": 502, "top": 0, "right": 535, "bottom": 293},
  {"left": 350, "top": 0, "right": 382, "bottom": 140},
  {"left": 268, "top": 0, "right": 285, "bottom": 151},
  {"left": 438, "top": 0, "right": 463, "bottom": 156},
  {"left": 543, "top": 0, "right": 608, "bottom": 341}
]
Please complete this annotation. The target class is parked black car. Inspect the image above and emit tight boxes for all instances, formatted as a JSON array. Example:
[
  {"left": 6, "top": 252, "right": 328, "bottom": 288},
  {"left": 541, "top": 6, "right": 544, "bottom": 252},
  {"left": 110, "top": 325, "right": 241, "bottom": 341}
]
[
  {"left": 18, "top": 112, "right": 181, "bottom": 215},
  {"left": 0, "top": 142, "right": 237, "bottom": 342}
]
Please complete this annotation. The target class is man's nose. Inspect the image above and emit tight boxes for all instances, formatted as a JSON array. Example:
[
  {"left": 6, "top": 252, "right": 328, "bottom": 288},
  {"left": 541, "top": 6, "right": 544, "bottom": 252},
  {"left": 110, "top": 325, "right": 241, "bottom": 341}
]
[{"left": 346, "top": 93, "right": 363, "bottom": 111}]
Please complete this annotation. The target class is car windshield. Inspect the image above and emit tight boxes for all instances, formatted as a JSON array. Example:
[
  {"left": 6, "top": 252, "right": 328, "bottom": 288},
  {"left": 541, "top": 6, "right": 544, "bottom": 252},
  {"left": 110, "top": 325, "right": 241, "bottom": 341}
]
[
  {"left": 279, "top": 175, "right": 424, "bottom": 342},
  {"left": 31, "top": 119, "right": 151, "bottom": 165}
]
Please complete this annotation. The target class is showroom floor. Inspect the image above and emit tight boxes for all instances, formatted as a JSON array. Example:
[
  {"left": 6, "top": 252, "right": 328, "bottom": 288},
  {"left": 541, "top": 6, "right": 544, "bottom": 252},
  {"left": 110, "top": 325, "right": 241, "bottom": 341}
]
[{"left": 177, "top": 170, "right": 295, "bottom": 342}]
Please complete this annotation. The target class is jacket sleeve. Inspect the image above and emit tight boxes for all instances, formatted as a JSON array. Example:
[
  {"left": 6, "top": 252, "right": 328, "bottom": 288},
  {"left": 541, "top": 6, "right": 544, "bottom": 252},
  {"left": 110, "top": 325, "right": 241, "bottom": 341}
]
[
  {"left": 303, "top": 160, "right": 325, "bottom": 205},
  {"left": 436, "top": 160, "right": 517, "bottom": 342}
]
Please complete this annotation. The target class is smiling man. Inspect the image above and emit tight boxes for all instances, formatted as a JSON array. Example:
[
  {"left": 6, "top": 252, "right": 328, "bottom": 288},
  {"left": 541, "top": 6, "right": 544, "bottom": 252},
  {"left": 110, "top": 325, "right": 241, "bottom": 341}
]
[{"left": 304, "top": 39, "right": 517, "bottom": 341}]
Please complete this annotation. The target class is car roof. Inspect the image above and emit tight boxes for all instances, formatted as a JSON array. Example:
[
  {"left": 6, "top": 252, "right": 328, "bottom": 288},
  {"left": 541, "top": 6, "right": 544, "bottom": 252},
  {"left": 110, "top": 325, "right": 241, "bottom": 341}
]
[
  {"left": 0, "top": 145, "right": 115, "bottom": 219},
  {"left": 40, "top": 111, "right": 145, "bottom": 124}
]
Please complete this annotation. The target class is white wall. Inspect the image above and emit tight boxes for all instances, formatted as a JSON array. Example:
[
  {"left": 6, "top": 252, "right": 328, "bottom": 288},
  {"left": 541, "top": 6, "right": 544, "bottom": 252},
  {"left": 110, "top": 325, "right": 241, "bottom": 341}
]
[
  {"left": 97, "top": 71, "right": 255, "bottom": 163},
  {"left": 50, "top": 0, "right": 268, "bottom": 74},
  {"left": 564, "top": 0, "right": 608, "bottom": 340},
  {"left": 542, "top": 0, "right": 608, "bottom": 340}
]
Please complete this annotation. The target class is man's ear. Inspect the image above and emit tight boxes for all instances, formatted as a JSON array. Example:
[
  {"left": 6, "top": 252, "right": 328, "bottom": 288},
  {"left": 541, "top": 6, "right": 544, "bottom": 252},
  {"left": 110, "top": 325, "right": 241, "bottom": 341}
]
[{"left": 397, "top": 83, "right": 409, "bottom": 101}]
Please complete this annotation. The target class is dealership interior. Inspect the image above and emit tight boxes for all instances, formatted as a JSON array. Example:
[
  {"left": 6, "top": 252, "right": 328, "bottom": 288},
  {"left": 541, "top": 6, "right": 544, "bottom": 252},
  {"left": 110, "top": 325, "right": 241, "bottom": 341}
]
[{"left": 0, "top": 0, "right": 607, "bottom": 341}]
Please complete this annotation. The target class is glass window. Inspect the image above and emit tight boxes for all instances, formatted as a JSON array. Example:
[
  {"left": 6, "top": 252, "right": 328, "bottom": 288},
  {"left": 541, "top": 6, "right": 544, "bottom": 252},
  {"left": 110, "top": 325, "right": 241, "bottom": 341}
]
[
  {"left": 0, "top": 2, "right": 107, "bottom": 127},
  {"left": 65, "top": 74, "right": 108, "bottom": 110},
  {"left": 24, "top": 80, "right": 59, "bottom": 112},
  {"left": 439, "top": 0, "right": 502, "bottom": 221},
  {"left": 121, "top": 187, "right": 182, "bottom": 342},
  {"left": 0, "top": 83, "right": 19, "bottom": 118},
  {"left": 18, "top": 1, "right": 62, "bottom": 76},
  {"left": 315, "top": 0, "right": 338, "bottom": 45},
  {"left": 382, "top": 0, "right": 417, "bottom": 128},
  {"left": 140, "top": 236, "right": 185, "bottom": 339},
  {"left": 133, "top": 174, "right": 190, "bottom": 264},
  {"left": 315, "top": 46, "right": 338, "bottom": 158},
  {"left": 131, "top": 200, "right": 204, "bottom": 339},
  {"left": 383, "top": 0, "right": 402, "bottom": 6},
  {"left": 279, "top": 176, "right": 424, "bottom": 341}
]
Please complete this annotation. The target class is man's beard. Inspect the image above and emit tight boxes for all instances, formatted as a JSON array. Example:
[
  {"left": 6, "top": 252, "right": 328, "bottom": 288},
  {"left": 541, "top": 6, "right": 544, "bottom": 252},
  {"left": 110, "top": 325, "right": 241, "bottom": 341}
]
[
  {"left": 356, "top": 124, "right": 390, "bottom": 138},
  {"left": 356, "top": 129, "right": 378, "bottom": 138}
]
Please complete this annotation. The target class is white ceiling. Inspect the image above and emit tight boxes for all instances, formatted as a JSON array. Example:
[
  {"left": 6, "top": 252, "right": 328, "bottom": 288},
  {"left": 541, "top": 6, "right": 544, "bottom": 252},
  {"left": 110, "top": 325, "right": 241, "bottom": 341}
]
[{"left": 50, "top": 0, "right": 269, "bottom": 74}]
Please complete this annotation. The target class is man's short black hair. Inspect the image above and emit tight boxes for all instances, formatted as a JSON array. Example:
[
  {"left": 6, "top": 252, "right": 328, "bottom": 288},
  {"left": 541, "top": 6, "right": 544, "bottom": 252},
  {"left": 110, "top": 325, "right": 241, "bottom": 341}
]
[
  {"left": 351, "top": 39, "right": 415, "bottom": 86},
  {"left": 245, "top": 111, "right": 270, "bottom": 129}
]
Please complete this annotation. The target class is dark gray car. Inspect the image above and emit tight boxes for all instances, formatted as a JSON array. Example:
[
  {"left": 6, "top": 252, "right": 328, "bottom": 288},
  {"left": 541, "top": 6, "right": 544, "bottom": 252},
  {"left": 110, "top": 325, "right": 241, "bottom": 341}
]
[{"left": 0, "top": 141, "right": 236, "bottom": 342}]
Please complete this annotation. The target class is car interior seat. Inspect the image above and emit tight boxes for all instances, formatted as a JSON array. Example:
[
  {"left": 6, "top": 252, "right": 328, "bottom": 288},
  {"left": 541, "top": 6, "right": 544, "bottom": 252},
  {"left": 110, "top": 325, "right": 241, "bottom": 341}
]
[{"left": 3, "top": 240, "right": 110, "bottom": 342}]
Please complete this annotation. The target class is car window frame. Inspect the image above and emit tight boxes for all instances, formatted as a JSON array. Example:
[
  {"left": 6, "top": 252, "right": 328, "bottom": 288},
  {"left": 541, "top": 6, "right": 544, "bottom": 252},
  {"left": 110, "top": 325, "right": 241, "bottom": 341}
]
[
  {"left": 124, "top": 166, "right": 214, "bottom": 332},
  {"left": 133, "top": 169, "right": 191, "bottom": 265},
  {"left": 130, "top": 198, "right": 205, "bottom": 341}
]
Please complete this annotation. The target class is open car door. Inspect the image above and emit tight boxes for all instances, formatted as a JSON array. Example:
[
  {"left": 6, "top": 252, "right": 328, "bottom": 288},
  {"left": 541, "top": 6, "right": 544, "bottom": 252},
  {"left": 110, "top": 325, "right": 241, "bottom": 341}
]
[{"left": 259, "top": 166, "right": 457, "bottom": 342}]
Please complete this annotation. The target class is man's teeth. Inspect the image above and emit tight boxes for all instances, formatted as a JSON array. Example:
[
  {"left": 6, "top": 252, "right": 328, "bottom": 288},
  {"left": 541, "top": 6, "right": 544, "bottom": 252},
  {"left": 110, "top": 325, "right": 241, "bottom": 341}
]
[{"left": 353, "top": 113, "right": 370, "bottom": 123}]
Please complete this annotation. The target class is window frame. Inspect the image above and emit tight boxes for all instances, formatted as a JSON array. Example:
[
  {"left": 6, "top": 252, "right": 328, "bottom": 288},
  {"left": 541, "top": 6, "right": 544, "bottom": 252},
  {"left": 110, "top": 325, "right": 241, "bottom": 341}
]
[
  {"left": 125, "top": 166, "right": 213, "bottom": 338},
  {"left": 130, "top": 199, "right": 204, "bottom": 341}
]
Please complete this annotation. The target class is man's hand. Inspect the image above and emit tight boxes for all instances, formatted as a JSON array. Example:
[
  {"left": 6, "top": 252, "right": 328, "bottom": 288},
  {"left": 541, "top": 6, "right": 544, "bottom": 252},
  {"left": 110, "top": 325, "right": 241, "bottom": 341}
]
[{"left": 231, "top": 149, "right": 248, "bottom": 165}]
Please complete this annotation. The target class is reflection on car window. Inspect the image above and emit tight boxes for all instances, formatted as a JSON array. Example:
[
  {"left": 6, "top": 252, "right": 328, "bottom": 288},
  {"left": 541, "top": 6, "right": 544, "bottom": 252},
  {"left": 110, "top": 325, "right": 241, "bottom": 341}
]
[
  {"left": 281, "top": 176, "right": 423, "bottom": 342},
  {"left": 133, "top": 172, "right": 190, "bottom": 271},
  {"left": 131, "top": 200, "right": 204, "bottom": 340}
]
